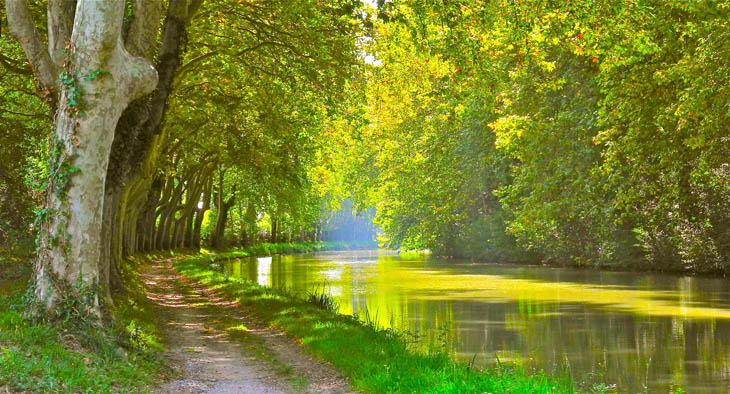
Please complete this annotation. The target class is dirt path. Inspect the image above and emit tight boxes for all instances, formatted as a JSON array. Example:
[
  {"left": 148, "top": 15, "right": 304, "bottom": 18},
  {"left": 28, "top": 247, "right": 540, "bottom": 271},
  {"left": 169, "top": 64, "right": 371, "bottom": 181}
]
[{"left": 142, "top": 258, "right": 354, "bottom": 394}]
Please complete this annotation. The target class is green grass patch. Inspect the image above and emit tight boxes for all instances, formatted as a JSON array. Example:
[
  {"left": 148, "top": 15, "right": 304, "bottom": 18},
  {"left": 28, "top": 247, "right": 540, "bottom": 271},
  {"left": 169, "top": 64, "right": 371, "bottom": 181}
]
[
  {"left": 0, "top": 254, "right": 167, "bottom": 393},
  {"left": 398, "top": 250, "right": 431, "bottom": 260},
  {"left": 172, "top": 247, "right": 582, "bottom": 394},
  {"left": 204, "top": 240, "right": 372, "bottom": 261},
  {"left": 0, "top": 289, "right": 167, "bottom": 393}
]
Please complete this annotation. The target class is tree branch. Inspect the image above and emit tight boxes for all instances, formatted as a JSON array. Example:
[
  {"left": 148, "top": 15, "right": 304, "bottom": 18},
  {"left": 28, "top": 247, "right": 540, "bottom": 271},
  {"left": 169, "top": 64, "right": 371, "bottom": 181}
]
[
  {"left": 47, "top": 0, "right": 76, "bottom": 67},
  {"left": 0, "top": 107, "right": 52, "bottom": 120},
  {"left": 125, "top": 0, "right": 164, "bottom": 61},
  {"left": 0, "top": 53, "right": 32, "bottom": 75},
  {"left": 176, "top": 50, "right": 218, "bottom": 77},
  {"left": 5, "top": 0, "right": 57, "bottom": 90}
]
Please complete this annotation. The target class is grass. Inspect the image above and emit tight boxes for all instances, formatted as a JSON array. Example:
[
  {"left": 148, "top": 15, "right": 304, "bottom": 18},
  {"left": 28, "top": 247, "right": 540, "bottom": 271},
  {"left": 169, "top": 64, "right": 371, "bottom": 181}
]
[
  {"left": 0, "top": 241, "right": 351, "bottom": 393},
  {"left": 205, "top": 240, "right": 374, "bottom": 260},
  {"left": 0, "top": 252, "right": 167, "bottom": 393},
  {"left": 172, "top": 243, "right": 580, "bottom": 394}
]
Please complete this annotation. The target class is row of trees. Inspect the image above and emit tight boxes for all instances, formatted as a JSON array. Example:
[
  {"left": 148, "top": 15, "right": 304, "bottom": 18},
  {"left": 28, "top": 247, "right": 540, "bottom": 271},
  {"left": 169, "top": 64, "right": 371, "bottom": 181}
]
[
  {"left": 325, "top": 0, "right": 730, "bottom": 273},
  {"left": 1, "top": 0, "right": 363, "bottom": 317}
]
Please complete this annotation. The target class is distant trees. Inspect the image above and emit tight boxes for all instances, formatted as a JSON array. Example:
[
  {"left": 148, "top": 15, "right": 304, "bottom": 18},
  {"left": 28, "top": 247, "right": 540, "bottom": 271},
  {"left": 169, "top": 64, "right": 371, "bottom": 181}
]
[{"left": 330, "top": 0, "right": 730, "bottom": 272}]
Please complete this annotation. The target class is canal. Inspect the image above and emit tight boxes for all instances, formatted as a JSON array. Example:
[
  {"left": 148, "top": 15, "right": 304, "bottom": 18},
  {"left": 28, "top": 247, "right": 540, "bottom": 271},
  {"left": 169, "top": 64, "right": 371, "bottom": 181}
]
[{"left": 222, "top": 250, "right": 730, "bottom": 393}]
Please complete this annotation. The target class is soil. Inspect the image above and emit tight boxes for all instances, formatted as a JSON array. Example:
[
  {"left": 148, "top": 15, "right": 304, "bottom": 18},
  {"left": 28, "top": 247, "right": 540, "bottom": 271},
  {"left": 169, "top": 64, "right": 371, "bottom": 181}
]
[{"left": 143, "top": 258, "right": 354, "bottom": 394}]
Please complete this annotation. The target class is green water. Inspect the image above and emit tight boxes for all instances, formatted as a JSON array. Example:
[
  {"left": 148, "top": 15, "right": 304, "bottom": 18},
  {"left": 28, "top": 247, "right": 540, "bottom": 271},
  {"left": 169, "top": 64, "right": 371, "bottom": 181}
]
[{"left": 222, "top": 250, "right": 730, "bottom": 393}]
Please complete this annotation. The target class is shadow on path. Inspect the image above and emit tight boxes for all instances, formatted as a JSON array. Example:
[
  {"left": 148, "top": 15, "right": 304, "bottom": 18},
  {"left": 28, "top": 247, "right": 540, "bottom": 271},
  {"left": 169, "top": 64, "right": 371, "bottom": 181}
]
[{"left": 142, "top": 258, "right": 353, "bottom": 394}]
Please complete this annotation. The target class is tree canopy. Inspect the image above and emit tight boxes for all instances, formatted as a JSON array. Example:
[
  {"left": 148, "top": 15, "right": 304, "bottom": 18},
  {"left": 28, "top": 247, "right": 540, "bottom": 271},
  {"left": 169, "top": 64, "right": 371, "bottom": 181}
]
[
  {"left": 321, "top": 0, "right": 730, "bottom": 273},
  {"left": 3, "top": 0, "right": 730, "bottom": 319}
]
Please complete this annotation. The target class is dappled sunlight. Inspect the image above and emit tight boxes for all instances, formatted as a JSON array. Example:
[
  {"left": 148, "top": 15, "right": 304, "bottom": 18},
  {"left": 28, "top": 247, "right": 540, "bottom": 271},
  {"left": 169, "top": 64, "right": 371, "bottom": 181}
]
[
  {"left": 393, "top": 270, "right": 730, "bottom": 320},
  {"left": 226, "top": 324, "right": 249, "bottom": 332}
]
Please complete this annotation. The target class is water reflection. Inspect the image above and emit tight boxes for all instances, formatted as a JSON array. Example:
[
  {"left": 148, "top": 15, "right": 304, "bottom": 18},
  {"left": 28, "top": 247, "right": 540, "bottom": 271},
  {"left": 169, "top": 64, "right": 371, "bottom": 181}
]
[{"left": 222, "top": 250, "right": 730, "bottom": 393}]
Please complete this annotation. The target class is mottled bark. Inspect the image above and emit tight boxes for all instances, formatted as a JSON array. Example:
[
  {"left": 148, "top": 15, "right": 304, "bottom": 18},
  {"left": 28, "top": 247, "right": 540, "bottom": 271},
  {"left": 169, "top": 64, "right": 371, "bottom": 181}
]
[
  {"left": 125, "top": 0, "right": 165, "bottom": 60},
  {"left": 46, "top": 0, "right": 75, "bottom": 68},
  {"left": 9, "top": 0, "right": 158, "bottom": 316},
  {"left": 8, "top": 0, "right": 210, "bottom": 319}
]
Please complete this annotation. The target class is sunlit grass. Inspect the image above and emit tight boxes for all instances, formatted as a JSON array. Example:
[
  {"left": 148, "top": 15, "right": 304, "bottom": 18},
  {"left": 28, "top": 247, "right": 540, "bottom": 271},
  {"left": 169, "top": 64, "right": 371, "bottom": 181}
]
[
  {"left": 0, "top": 288, "right": 166, "bottom": 393},
  {"left": 0, "top": 254, "right": 167, "bottom": 393},
  {"left": 398, "top": 250, "right": 431, "bottom": 260}
]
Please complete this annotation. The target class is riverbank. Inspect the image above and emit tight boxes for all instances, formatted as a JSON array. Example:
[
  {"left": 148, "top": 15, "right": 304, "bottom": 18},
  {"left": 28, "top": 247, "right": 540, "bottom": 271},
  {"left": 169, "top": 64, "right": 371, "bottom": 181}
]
[
  {"left": 173, "top": 245, "right": 579, "bottom": 393},
  {"left": 142, "top": 254, "right": 353, "bottom": 393},
  {"left": 1, "top": 242, "right": 617, "bottom": 393},
  {"left": 0, "top": 242, "right": 354, "bottom": 393},
  {"left": 425, "top": 248, "right": 730, "bottom": 279},
  {"left": 208, "top": 240, "right": 376, "bottom": 260}
]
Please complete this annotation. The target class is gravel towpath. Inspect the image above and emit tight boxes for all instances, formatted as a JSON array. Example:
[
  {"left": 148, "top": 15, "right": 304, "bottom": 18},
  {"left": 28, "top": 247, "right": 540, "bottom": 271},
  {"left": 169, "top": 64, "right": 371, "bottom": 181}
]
[{"left": 143, "top": 258, "right": 354, "bottom": 394}]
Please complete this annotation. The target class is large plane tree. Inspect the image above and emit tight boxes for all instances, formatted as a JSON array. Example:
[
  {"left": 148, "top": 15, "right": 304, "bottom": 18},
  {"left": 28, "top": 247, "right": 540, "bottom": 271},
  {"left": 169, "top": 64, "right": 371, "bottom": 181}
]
[{"left": 6, "top": 0, "right": 200, "bottom": 317}]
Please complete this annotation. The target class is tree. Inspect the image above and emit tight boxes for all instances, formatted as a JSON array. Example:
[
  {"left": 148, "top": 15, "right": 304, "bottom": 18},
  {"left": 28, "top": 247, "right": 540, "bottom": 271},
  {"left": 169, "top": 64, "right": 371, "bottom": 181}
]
[
  {"left": 335, "top": 0, "right": 730, "bottom": 272},
  {"left": 6, "top": 0, "right": 167, "bottom": 316}
]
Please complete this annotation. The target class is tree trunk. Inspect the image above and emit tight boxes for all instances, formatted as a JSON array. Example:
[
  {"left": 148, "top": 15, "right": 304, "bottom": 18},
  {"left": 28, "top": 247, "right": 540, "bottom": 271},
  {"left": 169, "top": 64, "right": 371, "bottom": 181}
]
[
  {"left": 211, "top": 196, "right": 234, "bottom": 249},
  {"left": 99, "top": 185, "right": 123, "bottom": 304},
  {"left": 156, "top": 176, "right": 186, "bottom": 249},
  {"left": 192, "top": 177, "right": 212, "bottom": 249},
  {"left": 179, "top": 170, "right": 209, "bottom": 248},
  {"left": 152, "top": 176, "right": 174, "bottom": 250},
  {"left": 99, "top": 0, "right": 197, "bottom": 285},
  {"left": 271, "top": 217, "right": 278, "bottom": 244},
  {"left": 136, "top": 176, "right": 163, "bottom": 252},
  {"left": 9, "top": 0, "right": 158, "bottom": 317}
]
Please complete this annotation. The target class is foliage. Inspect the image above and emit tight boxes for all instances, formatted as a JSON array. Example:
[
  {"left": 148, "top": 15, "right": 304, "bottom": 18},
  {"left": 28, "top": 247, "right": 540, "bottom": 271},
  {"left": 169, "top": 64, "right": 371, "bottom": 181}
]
[
  {"left": 0, "top": 4, "right": 48, "bottom": 248},
  {"left": 488, "top": 0, "right": 730, "bottom": 270},
  {"left": 320, "top": 0, "right": 730, "bottom": 273},
  {"left": 3, "top": 0, "right": 730, "bottom": 338},
  {"left": 323, "top": 3, "right": 531, "bottom": 261},
  {"left": 150, "top": 0, "right": 366, "bottom": 249}
]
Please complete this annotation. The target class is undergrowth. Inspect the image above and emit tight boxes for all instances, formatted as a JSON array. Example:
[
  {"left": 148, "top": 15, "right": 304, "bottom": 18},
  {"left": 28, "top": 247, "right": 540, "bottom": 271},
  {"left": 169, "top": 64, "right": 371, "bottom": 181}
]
[
  {"left": 0, "top": 244, "right": 33, "bottom": 282},
  {"left": 0, "top": 254, "right": 166, "bottom": 393}
]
